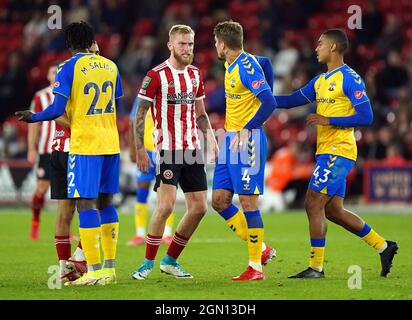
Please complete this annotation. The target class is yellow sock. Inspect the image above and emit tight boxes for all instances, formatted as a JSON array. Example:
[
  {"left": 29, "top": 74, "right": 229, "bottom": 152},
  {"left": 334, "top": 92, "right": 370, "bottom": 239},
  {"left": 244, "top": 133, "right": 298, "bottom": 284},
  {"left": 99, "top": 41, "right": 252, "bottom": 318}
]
[
  {"left": 226, "top": 210, "right": 248, "bottom": 241},
  {"left": 101, "top": 222, "right": 119, "bottom": 261},
  {"left": 79, "top": 226, "right": 101, "bottom": 266},
  {"left": 135, "top": 203, "right": 148, "bottom": 237},
  {"left": 247, "top": 228, "right": 264, "bottom": 268},
  {"left": 357, "top": 223, "right": 386, "bottom": 252},
  {"left": 362, "top": 230, "right": 386, "bottom": 252},
  {"left": 308, "top": 238, "right": 325, "bottom": 272},
  {"left": 309, "top": 247, "right": 325, "bottom": 272},
  {"left": 164, "top": 212, "right": 175, "bottom": 237}
]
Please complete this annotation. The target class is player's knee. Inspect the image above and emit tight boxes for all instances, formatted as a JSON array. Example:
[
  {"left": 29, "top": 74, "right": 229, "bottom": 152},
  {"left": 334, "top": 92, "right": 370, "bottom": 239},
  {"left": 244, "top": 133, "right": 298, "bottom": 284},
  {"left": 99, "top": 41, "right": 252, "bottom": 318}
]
[
  {"left": 76, "top": 199, "right": 96, "bottom": 212},
  {"left": 155, "top": 204, "right": 174, "bottom": 220},
  {"left": 304, "top": 197, "right": 318, "bottom": 215},
  {"left": 189, "top": 202, "right": 207, "bottom": 218},
  {"left": 211, "top": 196, "right": 225, "bottom": 212},
  {"left": 97, "top": 194, "right": 113, "bottom": 210},
  {"left": 212, "top": 192, "right": 232, "bottom": 212}
]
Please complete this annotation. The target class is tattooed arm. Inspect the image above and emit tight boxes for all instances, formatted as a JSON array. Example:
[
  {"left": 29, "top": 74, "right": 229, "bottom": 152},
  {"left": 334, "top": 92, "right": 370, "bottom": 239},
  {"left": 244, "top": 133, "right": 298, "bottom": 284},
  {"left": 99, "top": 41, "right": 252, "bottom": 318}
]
[
  {"left": 134, "top": 98, "right": 153, "bottom": 173},
  {"left": 195, "top": 99, "right": 219, "bottom": 162}
]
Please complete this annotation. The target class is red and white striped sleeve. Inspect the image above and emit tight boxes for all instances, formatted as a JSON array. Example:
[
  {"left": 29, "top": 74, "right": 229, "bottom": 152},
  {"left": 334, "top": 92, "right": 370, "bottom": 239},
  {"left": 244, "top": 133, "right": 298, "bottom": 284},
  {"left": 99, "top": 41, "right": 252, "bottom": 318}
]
[
  {"left": 137, "top": 70, "right": 160, "bottom": 103},
  {"left": 195, "top": 69, "right": 205, "bottom": 100}
]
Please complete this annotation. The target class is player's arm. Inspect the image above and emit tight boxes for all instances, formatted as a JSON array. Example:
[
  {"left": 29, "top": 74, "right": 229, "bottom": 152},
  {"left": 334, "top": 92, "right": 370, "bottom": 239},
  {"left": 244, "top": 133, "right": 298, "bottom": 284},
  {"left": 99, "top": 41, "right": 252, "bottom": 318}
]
[
  {"left": 274, "top": 75, "right": 320, "bottom": 109},
  {"left": 27, "top": 122, "right": 39, "bottom": 165},
  {"left": 195, "top": 98, "right": 219, "bottom": 161},
  {"left": 256, "top": 56, "right": 274, "bottom": 92},
  {"left": 27, "top": 95, "right": 40, "bottom": 164},
  {"left": 54, "top": 112, "right": 70, "bottom": 128},
  {"left": 134, "top": 98, "right": 152, "bottom": 173},
  {"left": 129, "top": 96, "right": 139, "bottom": 163},
  {"left": 15, "top": 94, "right": 68, "bottom": 123},
  {"left": 244, "top": 90, "right": 277, "bottom": 129}
]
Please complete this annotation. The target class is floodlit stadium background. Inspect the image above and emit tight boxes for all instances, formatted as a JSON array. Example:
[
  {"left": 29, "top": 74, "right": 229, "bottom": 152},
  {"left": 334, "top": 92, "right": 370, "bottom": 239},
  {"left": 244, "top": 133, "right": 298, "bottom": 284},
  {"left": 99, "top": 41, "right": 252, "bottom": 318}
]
[{"left": 0, "top": 0, "right": 411, "bottom": 209}]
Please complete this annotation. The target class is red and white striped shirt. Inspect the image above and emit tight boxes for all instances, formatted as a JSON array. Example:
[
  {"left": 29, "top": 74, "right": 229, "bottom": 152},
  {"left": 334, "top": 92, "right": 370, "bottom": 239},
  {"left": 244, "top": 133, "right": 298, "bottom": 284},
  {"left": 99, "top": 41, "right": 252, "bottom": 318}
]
[
  {"left": 51, "top": 124, "right": 70, "bottom": 152},
  {"left": 30, "top": 86, "right": 55, "bottom": 155},
  {"left": 138, "top": 60, "right": 205, "bottom": 151}
]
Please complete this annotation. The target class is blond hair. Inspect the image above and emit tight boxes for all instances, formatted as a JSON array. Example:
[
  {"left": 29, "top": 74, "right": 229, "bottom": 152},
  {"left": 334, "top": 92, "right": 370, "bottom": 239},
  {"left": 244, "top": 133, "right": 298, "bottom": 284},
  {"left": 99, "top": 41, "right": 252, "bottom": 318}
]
[{"left": 169, "top": 24, "right": 195, "bottom": 39}]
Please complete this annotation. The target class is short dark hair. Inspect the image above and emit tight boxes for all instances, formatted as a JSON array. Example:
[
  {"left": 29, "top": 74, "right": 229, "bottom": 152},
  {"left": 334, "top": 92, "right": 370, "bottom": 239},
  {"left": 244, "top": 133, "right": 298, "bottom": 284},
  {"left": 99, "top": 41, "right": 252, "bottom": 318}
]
[
  {"left": 64, "top": 21, "right": 95, "bottom": 51},
  {"left": 322, "top": 29, "right": 349, "bottom": 54},
  {"left": 213, "top": 21, "right": 243, "bottom": 50}
]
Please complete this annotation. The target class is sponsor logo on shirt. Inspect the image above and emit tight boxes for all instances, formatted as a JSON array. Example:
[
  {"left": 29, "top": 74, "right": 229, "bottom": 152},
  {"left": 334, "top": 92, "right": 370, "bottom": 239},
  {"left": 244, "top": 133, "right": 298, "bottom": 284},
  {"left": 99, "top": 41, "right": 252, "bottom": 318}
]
[
  {"left": 316, "top": 97, "right": 336, "bottom": 104},
  {"left": 252, "top": 79, "right": 265, "bottom": 90},
  {"left": 354, "top": 90, "right": 364, "bottom": 99},
  {"left": 142, "top": 76, "right": 152, "bottom": 89},
  {"left": 167, "top": 92, "right": 196, "bottom": 104}
]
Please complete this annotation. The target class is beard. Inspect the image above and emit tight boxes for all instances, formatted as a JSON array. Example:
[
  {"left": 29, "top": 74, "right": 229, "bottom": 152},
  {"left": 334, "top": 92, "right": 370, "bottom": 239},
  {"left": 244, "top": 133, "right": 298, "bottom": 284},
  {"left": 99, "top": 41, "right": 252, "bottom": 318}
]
[
  {"left": 172, "top": 49, "right": 194, "bottom": 66},
  {"left": 217, "top": 53, "right": 226, "bottom": 61}
]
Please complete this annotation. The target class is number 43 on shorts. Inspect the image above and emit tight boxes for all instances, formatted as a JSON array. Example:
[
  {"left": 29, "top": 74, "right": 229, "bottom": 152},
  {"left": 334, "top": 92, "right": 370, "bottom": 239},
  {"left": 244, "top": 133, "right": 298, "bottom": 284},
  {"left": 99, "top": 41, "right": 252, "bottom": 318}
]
[{"left": 313, "top": 165, "right": 331, "bottom": 183}]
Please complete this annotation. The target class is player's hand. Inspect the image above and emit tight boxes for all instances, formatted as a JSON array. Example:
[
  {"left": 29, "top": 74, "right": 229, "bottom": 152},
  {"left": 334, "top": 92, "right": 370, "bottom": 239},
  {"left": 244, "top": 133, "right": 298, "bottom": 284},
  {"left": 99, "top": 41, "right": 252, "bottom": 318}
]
[
  {"left": 306, "top": 114, "right": 330, "bottom": 126},
  {"left": 136, "top": 148, "right": 153, "bottom": 173},
  {"left": 207, "top": 139, "right": 219, "bottom": 163},
  {"left": 229, "top": 129, "right": 250, "bottom": 152},
  {"left": 27, "top": 149, "right": 37, "bottom": 165},
  {"left": 130, "top": 149, "right": 137, "bottom": 163},
  {"left": 15, "top": 111, "right": 34, "bottom": 123}
]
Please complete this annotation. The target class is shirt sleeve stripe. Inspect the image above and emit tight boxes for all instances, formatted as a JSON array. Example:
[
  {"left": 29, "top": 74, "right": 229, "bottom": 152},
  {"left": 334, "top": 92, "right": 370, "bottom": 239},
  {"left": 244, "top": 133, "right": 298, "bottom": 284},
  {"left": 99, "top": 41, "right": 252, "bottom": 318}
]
[
  {"left": 299, "top": 89, "right": 312, "bottom": 103},
  {"left": 138, "top": 94, "right": 154, "bottom": 102}
]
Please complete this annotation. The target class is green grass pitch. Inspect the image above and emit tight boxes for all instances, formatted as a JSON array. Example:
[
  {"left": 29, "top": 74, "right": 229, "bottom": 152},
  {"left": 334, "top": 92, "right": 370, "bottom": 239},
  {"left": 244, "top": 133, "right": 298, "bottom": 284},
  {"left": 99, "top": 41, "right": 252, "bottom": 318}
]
[{"left": 0, "top": 208, "right": 411, "bottom": 300}]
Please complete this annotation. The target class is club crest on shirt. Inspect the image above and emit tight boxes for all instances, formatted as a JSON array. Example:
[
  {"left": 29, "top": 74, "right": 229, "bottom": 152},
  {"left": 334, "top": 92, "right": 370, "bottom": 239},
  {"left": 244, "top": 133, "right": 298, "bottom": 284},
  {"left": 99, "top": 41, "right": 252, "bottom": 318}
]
[
  {"left": 168, "top": 81, "right": 175, "bottom": 88},
  {"left": 230, "top": 78, "right": 235, "bottom": 88},
  {"left": 163, "top": 169, "right": 173, "bottom": 180},
  {"left": 328, "top": 81, "right": 336, "bottom": 91},
  {"left": 191, "top": 79, "right": 197, "bottom": 87}
]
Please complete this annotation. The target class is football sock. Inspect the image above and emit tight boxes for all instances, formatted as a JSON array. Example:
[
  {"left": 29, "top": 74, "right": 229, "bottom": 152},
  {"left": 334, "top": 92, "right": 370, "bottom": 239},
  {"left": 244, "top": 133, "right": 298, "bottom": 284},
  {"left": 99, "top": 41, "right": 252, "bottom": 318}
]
[
  {"left": 167, "top": 232, "right": 189, "bottom": 259},
  {"left": 55, "top": 235, "right": 71, "bottom": 261},
  {"left": 145, "top": 234, "right": 162, "bottom": 260},
  {"left": 135, "top": 204, "right": 148, "bottom": 237},
  {"left": 135, "top": 187, "right": 149, "bottom": 236},
  {"left": 32, "top": 193, "right": 44, "bottom": 222},
  {"left": 100, "top": 205, "right": 119, "bottom": 268},
  {"left": 78, "top": 209, "right": 101, "bottom": 271},
  {"left": 356, "top": 223, "right": 387, "bottom": 253},
  {"left": 219, "top": 204, "right": 248, "bottom": 241},
  {"left": 245, "top": 210, "right": 264, "bottom": 272},
  {"left": 309, "top": 238, "right": 325, "bottom": 272},
  {"left": 164, "top": 213, "right": 175, "bottom": 237}
]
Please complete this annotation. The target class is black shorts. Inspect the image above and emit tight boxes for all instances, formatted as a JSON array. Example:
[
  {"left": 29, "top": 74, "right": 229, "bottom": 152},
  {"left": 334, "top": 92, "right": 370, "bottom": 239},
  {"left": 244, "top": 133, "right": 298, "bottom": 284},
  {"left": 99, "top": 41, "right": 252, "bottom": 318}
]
[
  {"left": 50, "top": 151, "right": 68, "bottom": 200},
  {"left": 154, "top": 150, "right": 207, "bottom": 193},
  {"left": 37, "top": 154, "right": 51, "bottom": 180}
]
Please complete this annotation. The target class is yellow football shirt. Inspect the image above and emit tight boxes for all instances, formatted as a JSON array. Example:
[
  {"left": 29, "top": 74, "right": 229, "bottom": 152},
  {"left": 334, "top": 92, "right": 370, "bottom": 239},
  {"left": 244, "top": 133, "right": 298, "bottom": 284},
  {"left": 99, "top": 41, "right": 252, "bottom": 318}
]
[
  {"left": 224, "top": 52, "right": 271, "bottom": 131},
  {"left": 53, "top": 53, "right": 123, "bottom": 155},
  {"left": 300, "top": 64, "right": 370, "bottom": 161}
]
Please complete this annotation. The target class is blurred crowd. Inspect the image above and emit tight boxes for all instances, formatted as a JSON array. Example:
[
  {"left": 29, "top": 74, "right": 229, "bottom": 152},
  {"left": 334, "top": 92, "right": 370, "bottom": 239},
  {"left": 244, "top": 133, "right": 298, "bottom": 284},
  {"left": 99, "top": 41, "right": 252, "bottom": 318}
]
[{"left": 0, "top": 0, "right": 411, "bottom": 199}]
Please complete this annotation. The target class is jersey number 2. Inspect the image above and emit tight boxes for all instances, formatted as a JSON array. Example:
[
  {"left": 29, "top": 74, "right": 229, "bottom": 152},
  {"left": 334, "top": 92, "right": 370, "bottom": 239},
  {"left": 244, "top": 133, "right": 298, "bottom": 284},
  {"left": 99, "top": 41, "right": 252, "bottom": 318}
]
[{"left": 84, "top": 81, "right": 114, "bottom": 115}]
